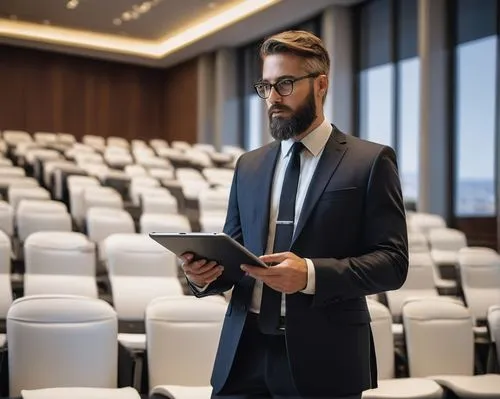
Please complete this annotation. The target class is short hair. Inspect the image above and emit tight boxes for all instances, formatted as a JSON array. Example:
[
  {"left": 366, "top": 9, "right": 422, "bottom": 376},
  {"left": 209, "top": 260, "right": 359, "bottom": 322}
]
[{"left": 260, "top": 30, "right": 330, "bottom": 76}]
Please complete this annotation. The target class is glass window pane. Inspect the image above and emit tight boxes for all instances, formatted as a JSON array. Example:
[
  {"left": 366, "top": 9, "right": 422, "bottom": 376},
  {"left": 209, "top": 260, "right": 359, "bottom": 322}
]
[
  {"left": 397, "top": 57, "right": 420, "bottom": 202},
  {"left": 359, "top": 64, "right": 394, "bottom": 146},
  {"left": 246, "top": 94, "right": 265, "bottom": 151},
  {"left": 455, "top": 36, "right": 497, "bottom": 216}
]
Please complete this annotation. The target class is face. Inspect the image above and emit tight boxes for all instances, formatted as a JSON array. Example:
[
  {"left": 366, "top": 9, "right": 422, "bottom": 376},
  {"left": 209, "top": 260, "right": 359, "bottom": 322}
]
[{"left": 261, "top": 53, "right": 325, "bottom": 140}]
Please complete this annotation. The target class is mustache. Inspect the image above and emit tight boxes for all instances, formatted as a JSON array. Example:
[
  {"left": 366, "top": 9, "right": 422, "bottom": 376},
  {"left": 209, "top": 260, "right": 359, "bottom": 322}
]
[{"left": 268, "top": 104, "right": 292, "bottom": 116}]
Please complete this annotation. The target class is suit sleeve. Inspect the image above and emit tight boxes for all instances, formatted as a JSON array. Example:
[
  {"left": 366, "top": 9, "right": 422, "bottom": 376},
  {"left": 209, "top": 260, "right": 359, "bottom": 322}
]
[
  {"left": 187, "top": 156, "right": 243, "bottom": 298},
  {"left": 311, "top": 146, "right": 409, "bottom": 306}
]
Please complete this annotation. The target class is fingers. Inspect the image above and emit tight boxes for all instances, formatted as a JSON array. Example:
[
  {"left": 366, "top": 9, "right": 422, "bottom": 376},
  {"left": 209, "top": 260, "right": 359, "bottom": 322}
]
[
  {"left": 181, "top": 253, "right": 224, "bottom": 286},
  {"left": 259, "top": 252, "right": 292, "bottom": 264}
]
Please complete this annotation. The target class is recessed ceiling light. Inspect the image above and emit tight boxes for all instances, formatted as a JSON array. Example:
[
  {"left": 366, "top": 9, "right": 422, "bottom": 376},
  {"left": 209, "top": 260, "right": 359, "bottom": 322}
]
[
  {"left": 138, "top": 2, "right": 152, "bottom": 13},
  {"left": 113, "top": 18, "right": 122, "bottom": 26},
  {"left": 122, "top": 11, "right": 132, "bottom": 21},
  {"left": 208, "top": 2, "right": 217, "bottom": 8},
  {"left": 66, "top": 0, "right": 79, "bottom": 9}
]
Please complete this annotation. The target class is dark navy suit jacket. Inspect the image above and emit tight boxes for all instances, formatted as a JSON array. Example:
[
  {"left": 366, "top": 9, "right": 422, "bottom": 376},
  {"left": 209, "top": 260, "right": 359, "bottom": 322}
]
[{"left": 191, "top": 126, "right": 408, "bottom": 397}]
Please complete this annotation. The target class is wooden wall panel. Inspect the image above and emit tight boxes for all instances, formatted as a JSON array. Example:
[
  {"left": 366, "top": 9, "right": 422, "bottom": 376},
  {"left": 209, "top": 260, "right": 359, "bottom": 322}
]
[
  {"left": 163, "top": 58, "right": 198, "bottom": 144},
  {"left": 0, "top": 45, "right": 198, "bottom": 144},
  {"left": 455, "top": 217, "right": 498, "bottom": 250}
]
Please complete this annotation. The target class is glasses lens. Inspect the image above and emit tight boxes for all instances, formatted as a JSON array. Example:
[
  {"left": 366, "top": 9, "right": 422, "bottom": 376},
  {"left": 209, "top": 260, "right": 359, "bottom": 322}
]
[
  {"left": 255, "top": 83, "right": 269, "bottom": 98},
  {"left": 276, "top": 79, "right": 293, "bottom": 96}
]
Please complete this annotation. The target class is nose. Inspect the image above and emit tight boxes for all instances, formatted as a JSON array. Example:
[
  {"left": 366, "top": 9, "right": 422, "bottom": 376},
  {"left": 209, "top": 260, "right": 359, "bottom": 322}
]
[{"left": 267, "top": 85, "right": 283, "bottom": 104}]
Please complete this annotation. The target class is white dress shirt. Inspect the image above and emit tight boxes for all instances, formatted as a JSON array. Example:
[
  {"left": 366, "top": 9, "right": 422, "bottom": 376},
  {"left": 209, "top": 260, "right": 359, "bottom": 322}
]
[
  {"left": 189, "top": 118, "right": 332, "bottom": 316},
  {"left": 249, "top": 118, "right": 332, "bottom": 315}
]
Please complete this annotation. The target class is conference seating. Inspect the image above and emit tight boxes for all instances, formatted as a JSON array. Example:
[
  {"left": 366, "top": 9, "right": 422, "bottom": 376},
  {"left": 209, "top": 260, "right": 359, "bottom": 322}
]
[
  {"left": 487, "top": 305, "right": 500, "bottom": 372},
  {"left": 362, "top": 299, "right": 443, "bottom": 398},
  {"left": 23, "top": 232, "right": 97, "bottom": 298},
  {"left": 146, "top": 296, "right": 226, "bottom": 396},
  {"left": 19, "top": 387, "right": 141, "bottom": 399},
  {"left": 0, "top": 230, "right": 12, "bottom": 348},
  {"left": 402, "top": 297, "right": 500, "bottom": 398},
  {"left": 7, "top": 295, "right": 118, "bottom": 396},
  {"left": 104, "top": 233, "right": 183, "bottom": 350}
]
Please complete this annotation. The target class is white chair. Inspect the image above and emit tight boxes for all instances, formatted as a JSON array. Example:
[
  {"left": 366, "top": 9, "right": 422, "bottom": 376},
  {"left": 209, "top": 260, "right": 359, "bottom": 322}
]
[
  {"left": 362, "top": 299, "right": 443, "bottom": 398},
  {"left": 86, "top": 208, "right": 135, "bottom": 262},
  {"left": 82, "top": 135, "right": 106, "bottom": 150},
  {"left": 83, "top": 186, "right": 123, "bottom": 215},
  {"left": 140, "top": 213, "right": 191, "bottom": 234},
  {"left": 104, "top": 233, "right": 183, "bottom": 350},
  {"left": 3, "top": 130, "right": 32, "bottom": 146},
  {"left": 16, "top": 200, "right": 72, "bottom": 243},
  {"left": 458, "top": 247, "right": 500, "bottom": 325},
  {"left": 146, "top": 296, "right": 226, "bottom": 392},
  {"left": 124, "top": 164, "right": 148, "bottom": 177},
  {"left": 202, "top": 168, "right": 234, "bottom": 187},
  {"left": 0, "top": 166, "right": 25, "bottom": 177},
  {"left": 33, "top": 132, "right": 57, "bottom": 145},
  {"left": 0, "top": 200, "right": 14, "bottom": 237},
  {"left": 402, "top": 298, "right": 500, "bottom": 398},
  {"left": 107, "top": 136, "right": 129, "bottom": 148},
  {"left": 139, "top": 187, "right": 178, "bottom": 214},
  {"left": 8, "top": 186, "right": 50, "bottom": 210},
  {"left": 429, "top": 227, "right": 467, "bottom": 267},
  {"left": 148, "top": 168, "right": 175, "bottom": 180},
  {"left": 487, "top": 305, "right": 500, "bottom": 371},
  {"left": 24, "top": 232, "right": 97, "bottom": 298},
  {"left": 408, "top": 231, "right": 429, "bottom": 253},
  {"left": 0, "top": 230, "right": 12, "bottom": 348},
  {"left": 171, "top": 141, "right": 191, "bottom": 151},
  {"left": 68, "top": 175, "right": 100, "bottom": 226},
  {"left": 386, "top": 252, "right": 439, "bottom": 322},
  {"left": 408, "top": 213, "right": 446, "bottom": 236},
  {"left": 7, "top": 295, "right": 118, "bottom": 397},
  {"left": 129, "top": 176, "right": 160, "bottom": 206},
  {"left": 20, "top": 387, "right": 140, "bottom": 399},
  {"left": 57, "top": 133, "right": 76, "bottom": 144}
]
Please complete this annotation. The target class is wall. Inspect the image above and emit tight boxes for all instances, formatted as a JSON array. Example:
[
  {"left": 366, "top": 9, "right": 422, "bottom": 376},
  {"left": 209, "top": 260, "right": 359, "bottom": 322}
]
[{"left": 0, "top": 45, "right": 198, "bottom": 143}]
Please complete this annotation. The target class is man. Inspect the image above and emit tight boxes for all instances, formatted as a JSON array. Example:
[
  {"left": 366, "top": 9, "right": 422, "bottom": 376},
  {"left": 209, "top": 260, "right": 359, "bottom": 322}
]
[{"left": 182, "top": 30, "right": 408, "bottom": 398}]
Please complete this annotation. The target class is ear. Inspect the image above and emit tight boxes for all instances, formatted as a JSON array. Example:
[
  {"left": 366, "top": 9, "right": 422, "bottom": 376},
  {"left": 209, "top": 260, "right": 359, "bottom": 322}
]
[{"left": 317, "top": 74, "right": 329, "bottom": 97}]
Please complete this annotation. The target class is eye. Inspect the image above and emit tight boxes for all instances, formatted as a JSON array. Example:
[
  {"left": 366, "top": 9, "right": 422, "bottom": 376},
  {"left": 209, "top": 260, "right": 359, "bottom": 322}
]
[{"left": 276, "top": 79, "right": 293, "bottom": 90}]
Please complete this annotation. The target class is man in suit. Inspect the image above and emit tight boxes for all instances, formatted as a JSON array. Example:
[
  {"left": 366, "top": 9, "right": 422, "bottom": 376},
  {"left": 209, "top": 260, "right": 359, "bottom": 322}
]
[{"left": 182, "top": 30, "right": 408, "bottom": 398}]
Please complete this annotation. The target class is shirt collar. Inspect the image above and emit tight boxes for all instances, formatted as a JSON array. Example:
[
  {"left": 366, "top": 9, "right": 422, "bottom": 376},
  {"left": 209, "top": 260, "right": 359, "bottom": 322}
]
[{"left": 280, "top": 118, "right": 332, "bottom": 158}]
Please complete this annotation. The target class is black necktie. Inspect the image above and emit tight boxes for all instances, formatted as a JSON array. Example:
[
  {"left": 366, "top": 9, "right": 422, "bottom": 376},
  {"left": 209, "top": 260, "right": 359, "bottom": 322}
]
[{"left": 259, "top": 141, "right": 303, "bottom": 334}]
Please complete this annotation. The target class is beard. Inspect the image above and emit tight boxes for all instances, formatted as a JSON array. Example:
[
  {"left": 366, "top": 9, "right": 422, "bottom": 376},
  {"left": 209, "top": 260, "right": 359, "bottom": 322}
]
[{"left": 268, "top": 88, "right": 317, "bottom": 141}]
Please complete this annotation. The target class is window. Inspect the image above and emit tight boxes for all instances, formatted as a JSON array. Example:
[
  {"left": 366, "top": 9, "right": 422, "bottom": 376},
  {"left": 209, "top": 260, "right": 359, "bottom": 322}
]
[
  {"left": 396, "top": 0, "right": 419, "bottom": 202},
  {"left": 454, "top": 0, "right": 498, "bottom": 216},
  {"left": 357, "top": 0, "right": 394, "bottom": 146}
]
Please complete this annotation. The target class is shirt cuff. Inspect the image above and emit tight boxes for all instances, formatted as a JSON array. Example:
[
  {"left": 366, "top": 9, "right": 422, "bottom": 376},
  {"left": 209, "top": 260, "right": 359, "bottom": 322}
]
[
  {"left": 300, "top": 258, "right": 316, "bottom": 294},
  {"left": 186, "top": 275, "right": 209, "bottom": 292}
]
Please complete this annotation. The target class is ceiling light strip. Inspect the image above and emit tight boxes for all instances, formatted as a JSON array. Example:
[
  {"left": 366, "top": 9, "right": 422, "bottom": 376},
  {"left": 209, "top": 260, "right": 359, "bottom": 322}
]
[{"left": 0, "top": 0, "right": 280, "bottom": 58}]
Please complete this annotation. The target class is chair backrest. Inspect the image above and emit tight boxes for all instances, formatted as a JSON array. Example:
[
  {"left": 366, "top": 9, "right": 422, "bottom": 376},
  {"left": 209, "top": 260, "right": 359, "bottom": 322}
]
[
  {"left": 407, "top": 231, "right": 429, "bottom": 253},
  {"left": 146, "top": 296, "right": 226, "bottom": 388},
  {"left": 24, "top": 231, "right": 95, "bottom": 276},
  {"left": 458, "top": 247, "right": 500, "bottom": 321},
  {"left": 7, "top": 295, "right": 118, "bottom": 396},
  {"left": 367, "top": 299, "right": 394, "bottom": 379},
  {"left": 408, "top": 213, "right": 446, "bottom": 235},
  {"left": 104, "top": 233, "right": 177, "bottom": 277},
  {"left": 487, "top": 305, "right": 500, "bottom": 369},
  {"left": 139, "top": 213, "right": 191, "bottom": 235},
  {"left": 386, "top": 251, "right": 438, "bottom": 319},
  {"left": 428, "top": 228, "right": 467, "bottom": 252},
  {"left": 403, "top": 297, "right": 474, "bottom": 377}
]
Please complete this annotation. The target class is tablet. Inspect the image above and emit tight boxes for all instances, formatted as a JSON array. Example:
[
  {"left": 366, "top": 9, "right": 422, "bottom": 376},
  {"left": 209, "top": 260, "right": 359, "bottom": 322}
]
[{"left": 149, "top": 232, "right": 267, "bottom": 283}]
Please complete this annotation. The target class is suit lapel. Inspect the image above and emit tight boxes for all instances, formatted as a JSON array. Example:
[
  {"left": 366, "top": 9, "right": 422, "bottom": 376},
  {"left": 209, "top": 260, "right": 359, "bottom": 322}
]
[
  {"left": 254, "top": 141, "right": 280, "bottom": 256},
  {"left": 291, "top": 127, "right": 347, "bottom": 246}
]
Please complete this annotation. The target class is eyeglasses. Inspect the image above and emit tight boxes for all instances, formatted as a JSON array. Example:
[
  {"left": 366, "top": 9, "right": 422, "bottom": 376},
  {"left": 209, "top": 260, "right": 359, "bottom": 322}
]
[{"left": 253, "top": 73, "right": 320, "bottom": 99}]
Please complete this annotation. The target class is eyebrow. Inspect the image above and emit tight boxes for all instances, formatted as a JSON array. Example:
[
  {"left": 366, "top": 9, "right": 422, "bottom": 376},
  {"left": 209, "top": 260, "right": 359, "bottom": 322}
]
[{"left": 258, "top": 75, "right": 296, "bottom": 84}]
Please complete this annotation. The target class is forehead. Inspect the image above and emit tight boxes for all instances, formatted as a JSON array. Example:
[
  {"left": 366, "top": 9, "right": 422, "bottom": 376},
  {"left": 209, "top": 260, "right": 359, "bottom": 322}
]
[{"left": 262, "top": 53, "right": 305, "bottom": 81}]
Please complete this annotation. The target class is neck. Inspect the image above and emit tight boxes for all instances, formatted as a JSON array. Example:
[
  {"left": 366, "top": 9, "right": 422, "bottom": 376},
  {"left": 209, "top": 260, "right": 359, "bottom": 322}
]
[{"left": 293, "top": 114, "right": 325, "bottom": 141}]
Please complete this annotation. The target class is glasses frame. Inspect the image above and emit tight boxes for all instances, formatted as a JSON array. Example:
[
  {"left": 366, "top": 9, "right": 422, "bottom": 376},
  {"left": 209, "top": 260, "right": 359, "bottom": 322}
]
[{"left": 253, "top": 72, "right": 320, "bottom": 99}]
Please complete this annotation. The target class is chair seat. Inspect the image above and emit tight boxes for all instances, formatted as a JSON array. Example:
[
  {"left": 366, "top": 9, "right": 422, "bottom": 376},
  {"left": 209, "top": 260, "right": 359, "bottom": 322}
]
[
  {"left": 118, "top": 333, "right": 146, "bottom": 351},
  {"left": 21, "top": 387, "right": 141, "bottom": 399},
  {"left": 362, "top": 378, "right": 443, "bottom": 398},
  {"left": 430, "top": 374, "right": 500, "bottom": 397},
  {"left": 151, "top": 385, "right": 212, "bottom": 399}
]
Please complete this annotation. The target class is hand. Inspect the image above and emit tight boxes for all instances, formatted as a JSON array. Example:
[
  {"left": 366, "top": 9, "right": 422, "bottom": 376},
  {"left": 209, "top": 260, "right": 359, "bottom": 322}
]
[
  {"left": 180, "top": 253, "right": 224, "bottom": 287},
  {"left": 241, "top": 251, "right": 308, "bottom": 294}
]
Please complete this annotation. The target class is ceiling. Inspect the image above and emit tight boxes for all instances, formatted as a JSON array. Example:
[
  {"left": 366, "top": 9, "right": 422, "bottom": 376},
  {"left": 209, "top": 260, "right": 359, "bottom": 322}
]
[{"left": 0, "top": 0, "right": 361, "bottom": 67}]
